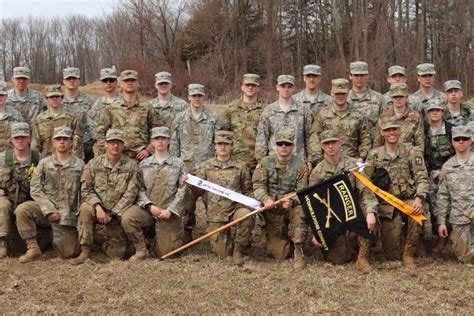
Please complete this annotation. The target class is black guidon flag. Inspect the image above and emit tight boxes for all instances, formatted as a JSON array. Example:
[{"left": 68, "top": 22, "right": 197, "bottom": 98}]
[{"left": 297, "top": 172, "right": 374, "bottom": 257}]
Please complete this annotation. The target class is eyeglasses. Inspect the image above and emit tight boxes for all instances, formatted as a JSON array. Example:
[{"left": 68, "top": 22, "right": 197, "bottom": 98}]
[
  {"left": 276, "top": 142, "right": 292, "bottom": 147},
  {"left": 102, "top": 78, "right": 117, "bottom": 83},
  {"left": 453, "top": 137, "right": 470, "bottom": 142}
]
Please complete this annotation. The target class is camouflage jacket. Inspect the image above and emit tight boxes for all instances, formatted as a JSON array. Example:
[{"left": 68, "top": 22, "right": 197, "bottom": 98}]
[
  {"left": 383, "top": 91, "right": 417, "bottom": 112},
  {"left": 62, "top": 91, "right": 94, "bottom": 143},
  {"left": 137, "top": 154, "right": 187, "bottom": 216},
  {"left": 150, "top": 95, "right": 188, "bottom": 128},
  {"left": 6, "top": 88, "right": 47, "bottom": 124},
  {"left": 408, "top": 88, "right": 445, "bottom": 116},
  {"left": 222, "top": 98, "right": 265, "bottom": 169},
  {"left": 81, "top": 154, "right": 139, "bottom": 216},
  {"left": 435, "top": 154, "right": 474, "bottom": 225},
  {"left": 373, "top": 107, "right": 425, "bottom": 152},
  {"left": 193, "top": 157, "right": 253, "bottom": 222},
  {"left": 255, "top": 99, "right": 313, "bottom": 162},
  {"left": 88, "top": 95, "right": 121, "bottom": 140},
  {"left": 310, "top": 156, "right": 378, "bottom": 214},
  {"left": 424, "top": 121, "right": 455, "bottom": 171},
  {"left": 31, "top": 110, "right": 84, "bottom": 159},
  {"left": 0, "top": 106, "right": 25, "bottom": 152},
  {"left": 294, "top": 89, "right": 332, "bottom": 116},
  {"left": 443, "top": 103, "right": 472, "bottom": 127},
  {"left": 309, "top": 103, "right": 371, "bottom": 165},
  {"left": 30, "top": 154, "right": 84, "bottom": 226},
  {"left": 348, "top": 88, "right": 385, "bottom": 137}
]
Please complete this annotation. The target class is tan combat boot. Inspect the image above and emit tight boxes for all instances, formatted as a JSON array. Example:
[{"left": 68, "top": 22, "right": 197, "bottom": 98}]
[
  {"left": 183, "top": 228, "right": 193, "bottom": 244},
  {"left": 0, "top": 237, "right": 7, "bottom": 259},
  {"left": 71, "top": 246, "right": 91, "bottom": 265},
  {"left": 355, "top": 244, "right": 372, "bottom": 273},
  {"left": 19, "top": 238, "right": 41, "bottom": 263},
  {"left": 403, "top": 243, "right": 417, "bottom": 268},
  {"left": 232, "top": 243, "right": 244, "bottom": 266},
  {"left": 293, "top": 243, "right": 305, "bottom": 270},
  {"left": 129, "top": 240, "right": 149, "bottom": 262}
]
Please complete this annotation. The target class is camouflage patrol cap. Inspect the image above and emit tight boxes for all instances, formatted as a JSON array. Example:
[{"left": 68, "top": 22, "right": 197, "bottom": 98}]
[
  {"left": 63, "top": 67, "right": 80, "bottom": 79},
  {"left": 277, "top": 75, "right": 295, "bottom": 86},
  {"left": 0, "top": 81, "right": 7, "bottom": 95},
  {"left": 380, "top": 117, "right": 400, "bottom": 130},
  {"left": 52, "top": 126, "right": 73, "bottom": 139},
  {"left": 155, "top": 71, "right": 172, "bottom": 84},
  {"left": 331, "top": 78, "right": 349, "bottom": 94},
  {"left": 388, "top": 65, "right": 406, "bottom": 76},
  {"left": 13, "top": 67, "right": 31, "bottom": 79},
  {"left": 350, "top": 61, "right": 369, "bottom": 75},
  {"left": 416, "top": 63, "right": 436, "bottom": 75},
  {"left": 275, "top": 129, "right": 295, "bottom": 144},
  {"left": 119, "top": 70, "right": 138, "bottom": 81},
  {"left": 452, "top": 125, "right": 472, "bottom": 139},
  {"left": 188, "top": 83, "right": 205, "bottom": 96},
  {"left": 242, "top": 74, "right": 260, "bottom": 86},
  {"left": 390, "top": 83, "right": 409, "bottom": 97},
  {"left": 426, "top": 99, "right": 445, "bottom": 112},
  {"left": 444, "top": 80, "right": 462, "bottom": 91},
  {"left": 151, "top": 126, "right": 170, "bottom": 138},
  {"left": 100, "top": 67, "right": 118, "bottom": 80},
  {"left": 10, "top": 122, "right": 30, "bottom": 137},
  {"left": 303, "top": 64, "right": 321, "bottom": 76},
  {"left": 44, "top": 84, "right": 64, "bottom": 97},
  {"left": 106, "top": 129, "right": 125, "bottom": 142},
  {"left": 320, "top": 130, "right": 340, "bottom": 144},
  {"left": 214, "top": 130, "right": 234, "bottom": 144}
]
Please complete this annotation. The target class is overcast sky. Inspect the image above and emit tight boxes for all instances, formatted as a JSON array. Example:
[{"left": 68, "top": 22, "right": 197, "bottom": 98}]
[{"left": 0, "top": 0, "right": 118, "bottom": 19}]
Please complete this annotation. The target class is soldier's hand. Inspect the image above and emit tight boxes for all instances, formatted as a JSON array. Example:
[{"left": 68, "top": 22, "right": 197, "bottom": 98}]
[
  {"left": 306, "top": 162, "right": 313, "bottom": 175},
  {"left": 0, "top": 189, "right": 5, "bottom": 197},
  {"left": 158, "top": 208, "right": 172, "bottom": 220},
  {"left": 264, "top": 199, "right": 275, "bottom": 209},
  {"left": 438, "top": 224, "right": 449, "bottom": 238},
  {"left": 311, "top": 236, "right": 323, "bottom": 248},
  {"left": 412, "top": 197, "right": 424, "bottom": 215},
  {"left": 47, "top": 212, "right": 61, "bottom": 222},
  {"left": 150, "top": 205, "right": 162, "bottom": 219},
  {"left": 281, "top": 197, "right": 292, "bottom": 209},
  {"left": 366, "top": 213, "right": 376, "bottom": 233},
  {"left": 136, "top": 149, "right": 150, "bottom": 161},
  {"left": 95, "top": 205, "right": 109, "bottom": 224}
]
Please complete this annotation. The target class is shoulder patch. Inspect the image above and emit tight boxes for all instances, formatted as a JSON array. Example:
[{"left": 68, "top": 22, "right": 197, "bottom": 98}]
[{"left": 415, "top": 156, "right": 423, "bottom": 166}]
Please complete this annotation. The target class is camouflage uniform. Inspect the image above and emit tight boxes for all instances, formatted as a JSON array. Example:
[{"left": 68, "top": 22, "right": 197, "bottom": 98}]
[
  {"left": 61, "top": 91, "right": 94, "bottom": 146},
  {"left": 443, "top": 103, "right": 472, "bottom": 127},
  {"left": 6, "top": 89, "right": 47, "bottom": 125},
  {"left": 409, "top": 89, "right": 445, "bottom": 115},
  {"left": 0, "top": 106, "right": 25, "bottom": 152},
  {"left": 150, "top": 95, "right": 188, "bottom": 128},
  {"left": 294, "top": 90, "right": 331, "bottom": 116},
  {"left": 348, "top": 89, "right": 385, "bottom": 138},
  {"left": 382, "top": 65, "right": 407, "bottom": 111},
  {"left": 88, "top": 95, "right": 120, "bottom": 140}
]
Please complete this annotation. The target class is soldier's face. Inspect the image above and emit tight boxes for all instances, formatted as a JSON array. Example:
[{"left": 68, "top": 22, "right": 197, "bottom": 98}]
[
  {"left": 105, "top": 140, "right": 124, "bottom": 156},
  {"left": 53, "top": 137, "right": 72, "bottom": 153},
  {"left": 188, "top": 94, "right": 204, "bottom": 107},
  {"left": 452, "top": 137, "right": 471, "bottom": 153},
  {"left": 417, "top": 74, "right": 434, "bottom": 88},
  {"left": 46, "top": 95, "right": 63, "bottom": 108},
  {"left": 275, "top": 142, "right": 294, "bottom": 158},
  {"left": 120, "top": 79, "right": 139, "bottom": 93},
  {"left": 332, "top": 93, "right": 348, "bottom": 106},
  {"left": 151, "top": 137, "right": 170, "bottom": 151},
  {"left": 349, "top": 74, "right": 368, "bottom": 89},
  {"left": 63, "top": 77, "right": 80, "bottom": 90},
  {"left": 13, "top": 77, "right": 29, "bottom": 91},
  {"left": 156, "top": 82, "right": 172, "bottom": 95},
  {"left": 321, "top": 140, "right": 341, "bottom": 157},
  {"left": 276, "top": 83, "right": 295, "bottom": 99},
  {"left": 0, "top": 94, "right": 6, "bottom": 106},
  {"left": 387, "top": 74, "right": 406, "bottom": 84},
  {"left": 427, "top": 109, "right": 443, "bottom": 123},
  {"left": 102, "top": 78, "right": 117, "bottom": 92},
  {"left": 381, "top": 127, "right": 401, "bottom": 144},
  {"left": 303, "top": 74, "right": 321, "bottom": 90},
  {"left": 445, "top": 88, "right": 463, "bottom": 104},
  {"left": 10, "top": 136, "right": 30, "bottom": 151},
  {"left": 215, "top": 142, "right": 233, "bottom": 158},
  {"left": 391, "top": 95, "right": 408, "bottom": 108},
  {"left": 241, "top": 84, "right": 259, "bottom": 98}
]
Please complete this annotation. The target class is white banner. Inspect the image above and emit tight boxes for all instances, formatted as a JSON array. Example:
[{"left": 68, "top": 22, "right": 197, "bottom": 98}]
[{"left": 186, "top": 174, "right": 262, "bottom": 210}]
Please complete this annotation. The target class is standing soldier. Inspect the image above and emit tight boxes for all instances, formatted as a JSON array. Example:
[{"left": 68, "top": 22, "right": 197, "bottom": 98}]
[
  {"left": 137, "top": 127, "right": 187, "bottom": 257},
  {"left": 15, "top": 127, "right": 84, "bottom": 262},
  {"left": 0, "top": 81, "right": 25, "bottom": 152},
  {"left": 383, "top": 65, "right": 407, "bottom": 110},
  {"left": 435, "top": 126, "right": 473, "bottom": 264},
  {"left": 294, "top": 64, "right": 332, "bottom": 116},
  {"left": 72, "top": 129, "right": 150, "bottom": 264},
  {"left": 365, "top": 117, "right": 429, "bottom": 267},
  {"left": 253, "top": 129, "right": 308, "bottom": 269},
  {"left": 150, "top": 71, "right": 188, "bottom": 128},
  {"left": 96, "top": 70, "right": 159, "bottom": 160},
  {"left": 409, "top": 63, "right": 444, "bottom": 116},
  {"left": 442, "top": 80, "right": 472, "bottom": 127},
  {"left": 6, "top": 66, "right": 47, "bottom": 124},
  {"left": 31, "top": 85, "right": 83, "bottom": 159},
  {"left": 309, "top": 78, "right": 371, "bottom": 166},
  {"left": 222, "top": 74, "right": 265, "bottom": 171},
  {"left": 0, "top": 123, "right": 41, "bottom": 259}
]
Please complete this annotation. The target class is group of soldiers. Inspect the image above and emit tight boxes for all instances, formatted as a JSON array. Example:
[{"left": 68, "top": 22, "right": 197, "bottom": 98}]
[{"left": 0, "top": 61, "right": 472, "bottom": 272}]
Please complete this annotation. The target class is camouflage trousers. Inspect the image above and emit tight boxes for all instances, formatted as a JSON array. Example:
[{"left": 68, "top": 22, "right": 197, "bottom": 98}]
[
  {"left": 263, "top": 205, "right": 307, "bottom": 260},
  {"left": 428, "top": 171, "right": 441, "bottom": 235},
  {"left": 207, "top": 207, "right": 255, "bottom": 259},
  {"left": 449, "top": 223, "right": 474, "bottom": 264},
  {"left": 15, "top": 201, "right": 79, "bottom": 258},
  {"left": 0, "top": 197, "right": 14, "bottom": 238},
  {"left": 182, "top": 189, "right": 198, "bottom": 231},
  {"left": 326, "top": 233, "right": 373, "bottom": 265}
]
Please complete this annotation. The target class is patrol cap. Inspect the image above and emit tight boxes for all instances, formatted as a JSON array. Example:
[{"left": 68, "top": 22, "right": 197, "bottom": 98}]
[
  {"left": 151, "top": 126, "right": 170, "bottom": 138},
  {"left": 331, "top": 78, "right": 349, "bottom": 94},
  {"left": 188, "top": 83, "right": 205, "bottom": 96},
  {"left": 350, "top": 61, "right": 369, "bottom": 75},
  {"left": 303, "top": 64, "right": 321, "bottom": 76},
  {"left": 10, "top": 122, "right": 30, "bottom": 137},
  {"left": 100, "top": 67, "right": 118, "bottom": 81},
  {"left": 44, "top": 84, "right": 63, "bottom": 97},
  {"left": 444, "top": 80, "right": 462, "bottom": 91},
  {"left": 380, "top": 117, "right": 400, "bottom": 130},
  {"left": 119, "top": 70, "right": 138, "bottom": 81},
  {"left": 52, "top": 126, "right": 73, "bottom": 139},
  {"left": 242, "top": 74, "right": 260, "bottom": 86},
  {"left": 214, "top": 130, "right": 234, "bottom": 144},
  {"left": 155, "top": 71, "right": 172, "bottom": 84},
  {"left": 416, "top": 63, "right": 436, "bottom": 75},
  {"left": 320, "top": 130, "right": 340, "bottom": 144},
  {"left": 388, "top": 65, "right": 406, "bottom": 76},
  {"left": 426, "top": 99, "right": 445, "bottom": 112},
  {"left": 451, "top": 125, "right": 472, "bottom": 139},
  {"left": 390, "top": 83, "right": 409, "bottom": 97},
  {"left": 13, "top": 67, "right": 31, "bottom": 79},
  {"left": 275, "top": 129, "right": 295, "bottom": 144},
  {"left": 0, "top": 81, "right": 7, "bottom": 95},
  {"left": 106, "top": 129, "right": 125, "bottom": 142},
  {"left": 63, "top": 67, "right": 80, "bottom": 79},
  {"left": 277, "top": 75, "right": 295, "bottom": 86}
]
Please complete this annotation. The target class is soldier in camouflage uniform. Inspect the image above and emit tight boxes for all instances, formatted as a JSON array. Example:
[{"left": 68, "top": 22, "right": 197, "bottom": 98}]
[
  {"left": 409, "top": 63, "right": 444, "bottom": 117},
  {"left": 374, "top": 83, "right": 425, "bottom": 152},
  {"left": 72, "top": 129, "right": 150, "bottom": 264},
  {"left": 365, "top": 117, "right": 429, "bottom": 268},
  {"left": 6, "top": 67, "right": 47, "bottom": 124},
  {"left": 348, "top": 61, "right": 385, "bottom": 139},
  {"left": 137, "top": 127, "right": 187, "bottom": 257},
  {"left": 0, "top": 81, "right": 25, "bottom": 152},
  {"left": 222, "top": 74, "right": 265, "bottom": 171},
  {"left": 31, "top": 84, "right": 84, "bottom": 159},
  {"left": 383, "top": 66, "right": 407, "bottom": 110},
  {"left": 255, "top": 75, "right": 313, "bottom": 166},
  {"left": 310, "top": 130, "right": 378, "bottom": 273},
  {"left": 294, "top": 65, "right": 331, "bottom": 116},
  {"left": 15, "top": 127, "right": 84, "bottom": 262},
  {"left": 0, "top": 123, "right": 42, "bottom": 259},
  {"left": 309, "top": 78, "right": 371, "bottom": 166},
  {"left": 253, "top": 129, "right": 308, "bottom": 269},
  {"left": 435, "top": 126, "right": 473, "bottom": 264},
  {"left": 150, "top": 71, "right": 188, "bottom": 128},
  {"left": 442, "top": 80, "right": 472, "bottom": 127},
  {"left": 96, "top": 70, "right": 159, "bottom": 160}
]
